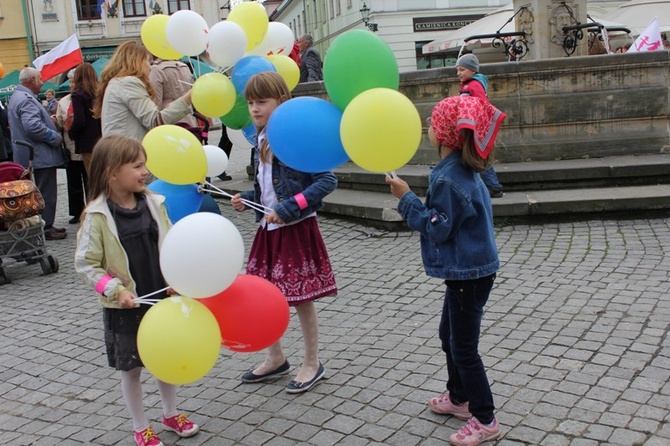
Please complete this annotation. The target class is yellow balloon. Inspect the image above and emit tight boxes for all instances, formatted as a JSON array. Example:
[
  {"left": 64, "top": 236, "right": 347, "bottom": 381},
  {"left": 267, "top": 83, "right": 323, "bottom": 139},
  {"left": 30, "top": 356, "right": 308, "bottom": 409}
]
[
  {"left": 138, "top": 296, "right": 221, "bottom": 385},
  {"left": 340, "top": 88, "right": 422, "bottom": 173},
  {"left": 266, "top": 55, "right": 299, "bottom": 91},
  {"left": 143, "top": 125, "right": 207, "bottom": 184},
  {"left": 192, "top": 73, "right": 236, "bottom": 118},
  {"left": 227, "top": 2, "right": 269, "bottom": 51},
  {"left": 141, "top": 14, "right": 182, "bottom": 60}
]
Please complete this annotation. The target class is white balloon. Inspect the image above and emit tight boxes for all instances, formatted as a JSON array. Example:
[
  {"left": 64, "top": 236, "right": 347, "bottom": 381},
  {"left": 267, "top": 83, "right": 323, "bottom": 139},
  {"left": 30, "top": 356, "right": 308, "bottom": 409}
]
[
  {"left": 166, "top": 10, "right": 209, "bottom": 57},
  {"left": 203, "top": 144, "right": 229, "bottom": 177},
  {"left": 247, "top": 22, "right": 295, "bottom": 57},
  {"left": 207, "top": 21, "right": 248, "bottom": 68},
  {"left": 227, "top": 127, "right": 254, "bottom": 150},
  {"left": 160, "top": 213, "right": 244, "bottom": 298}
]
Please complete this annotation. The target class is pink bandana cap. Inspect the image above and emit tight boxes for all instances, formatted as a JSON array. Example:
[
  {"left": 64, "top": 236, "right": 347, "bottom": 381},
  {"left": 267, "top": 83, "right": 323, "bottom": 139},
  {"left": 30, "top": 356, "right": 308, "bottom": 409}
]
[{"left": 430, "top": 95, "right": 506, "bottom": 159}]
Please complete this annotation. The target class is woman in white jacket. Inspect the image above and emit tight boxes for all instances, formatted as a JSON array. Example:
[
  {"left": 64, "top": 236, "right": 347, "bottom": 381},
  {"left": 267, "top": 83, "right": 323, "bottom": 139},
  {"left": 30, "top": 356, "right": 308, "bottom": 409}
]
[{"left": 94, "top": 41, "right": 193, "bottom": 141}]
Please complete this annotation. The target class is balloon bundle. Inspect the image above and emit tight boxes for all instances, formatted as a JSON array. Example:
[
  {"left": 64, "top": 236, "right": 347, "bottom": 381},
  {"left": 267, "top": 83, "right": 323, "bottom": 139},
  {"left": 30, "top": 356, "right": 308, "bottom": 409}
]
[
  {"left": 141, "top": 4, "right": 422, "bottom": 178},
  {"left": 141, "top": 3, "right": 299, "bottom": 133},
  {"left": 132, "top": 211, "right": 290, "bottom": 386}
]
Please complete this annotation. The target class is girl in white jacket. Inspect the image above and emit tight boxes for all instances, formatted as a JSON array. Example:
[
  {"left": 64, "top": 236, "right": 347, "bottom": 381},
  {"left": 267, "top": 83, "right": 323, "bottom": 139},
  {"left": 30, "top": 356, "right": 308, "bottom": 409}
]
[{"left": 74, "top": 135, "right": 199, "bottom": 446}]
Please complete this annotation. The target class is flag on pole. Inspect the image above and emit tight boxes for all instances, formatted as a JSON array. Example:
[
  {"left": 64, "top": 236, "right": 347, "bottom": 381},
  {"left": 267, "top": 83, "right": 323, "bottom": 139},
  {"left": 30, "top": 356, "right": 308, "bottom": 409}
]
[
  {"left": 109, "top": 0, "right": 119, "bottom": 8},
  {"left": 97, "top": 0, "right": 105, "bottom": 14},
  {"left": 628, "top": 18, "right": 663, "bottom": 52},
  {"left": 32, "top": 34, "right": 84, "bottom": 81}
]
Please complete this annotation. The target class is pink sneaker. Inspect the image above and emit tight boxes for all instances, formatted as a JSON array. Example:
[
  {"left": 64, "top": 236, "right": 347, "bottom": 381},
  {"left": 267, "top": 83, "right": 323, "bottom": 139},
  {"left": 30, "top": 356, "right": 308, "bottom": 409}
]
[
  {"left": 449, "top": 417, "right": 500, "bottom": 446},
  {"left": 134, "top": 427, "right": 163, "bottom": 446},
  {"left": 428, "top": 393, "right": 472, "bottom": 420},
  {"left": 162, "top": 413, "right": 200, "bottom": 438}
]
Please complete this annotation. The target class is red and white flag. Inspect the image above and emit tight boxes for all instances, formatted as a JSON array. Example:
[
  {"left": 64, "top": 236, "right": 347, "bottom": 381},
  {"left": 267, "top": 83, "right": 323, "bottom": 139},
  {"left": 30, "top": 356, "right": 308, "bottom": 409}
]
[
  {"left": 33, "top": 34, "right": 84, "bottom": 81},
  {"left": 628, "top": 18, "right": 663, "bottom": 53}
]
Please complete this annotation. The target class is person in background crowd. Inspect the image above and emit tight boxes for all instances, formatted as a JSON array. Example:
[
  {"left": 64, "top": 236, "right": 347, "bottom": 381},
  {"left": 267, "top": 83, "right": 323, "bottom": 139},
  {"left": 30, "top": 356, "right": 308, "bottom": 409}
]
[
  {"left": 455, "top": 53, "right": 504, "bottom": 198},
  {"left": 55, "top": 69, "right": 87, "bottom": 224},
  {"left": 298, "top": 34, "right": 323, "bottom": 83},
  {"left": 0, "top": 100, "right": 11, "bottom": 161},
  {"left": 8, "top": 67, "right": 68, "bottom": 240},
  {"left": 44, "top": 88, "right": 58, "bottom": 115},
  {"left": 69, "top": 62, "right": 102, "bottom": 176},
  {"left": 94, "top": 41, "right": 193, "bottom": 141}
]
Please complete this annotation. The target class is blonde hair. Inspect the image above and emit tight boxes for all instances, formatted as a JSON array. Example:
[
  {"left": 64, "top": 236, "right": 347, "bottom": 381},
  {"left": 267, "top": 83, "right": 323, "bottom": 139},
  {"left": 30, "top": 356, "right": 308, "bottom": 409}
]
[
  {"left": 87, "top": 135, "right": 147, "bottom": 202},
  {"left": 93, "top": 41, "right": 154, "bottom": 118},
  {"left": 460, "top": 130, "right": 493, "bottom": 173},
  {"left": 244, "top": 71, "right": 291, "bottom": 163}
]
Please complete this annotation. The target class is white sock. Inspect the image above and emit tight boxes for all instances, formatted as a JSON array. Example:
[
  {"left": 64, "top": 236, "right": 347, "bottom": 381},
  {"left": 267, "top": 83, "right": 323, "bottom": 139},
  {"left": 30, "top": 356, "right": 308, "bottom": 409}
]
[
  {"left": 121, "top": 368, "right": 149, "bottom": 432},
  {"left": 156, "top": 378, "right": 178, "bottom": 419}
]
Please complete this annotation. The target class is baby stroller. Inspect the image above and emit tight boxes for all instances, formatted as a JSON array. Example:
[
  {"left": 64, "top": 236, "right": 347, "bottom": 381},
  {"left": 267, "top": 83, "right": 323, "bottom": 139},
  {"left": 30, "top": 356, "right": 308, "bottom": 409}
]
[{"left": 0, "top": 140, "right": 59, "bottom": 284}]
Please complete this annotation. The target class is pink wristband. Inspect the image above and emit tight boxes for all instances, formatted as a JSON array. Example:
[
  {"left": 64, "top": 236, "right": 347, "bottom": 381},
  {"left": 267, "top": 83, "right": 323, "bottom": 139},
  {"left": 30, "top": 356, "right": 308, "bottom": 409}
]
[
  {"left": 294, "top": 193, "right": 308, "bottom": 210},
  {"left": 95, "top": 274, "right": 113, "bottom": 295}
]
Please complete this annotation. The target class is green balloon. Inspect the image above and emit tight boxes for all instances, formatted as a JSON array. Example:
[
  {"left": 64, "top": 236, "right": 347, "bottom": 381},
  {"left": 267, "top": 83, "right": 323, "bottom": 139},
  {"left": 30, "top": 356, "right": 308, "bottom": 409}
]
[
  {"left": 324, "top": 30, "right": 400, "bottom": 111},
  {"left": 220, "top": 94, "right": 252, "bottom": 130}
]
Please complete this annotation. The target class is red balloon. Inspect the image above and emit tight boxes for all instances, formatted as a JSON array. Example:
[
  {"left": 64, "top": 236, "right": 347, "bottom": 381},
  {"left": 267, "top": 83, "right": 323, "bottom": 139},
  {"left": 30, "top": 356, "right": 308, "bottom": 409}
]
[{"left": 200, "top": 274, "right": 290, "bottom": 352}]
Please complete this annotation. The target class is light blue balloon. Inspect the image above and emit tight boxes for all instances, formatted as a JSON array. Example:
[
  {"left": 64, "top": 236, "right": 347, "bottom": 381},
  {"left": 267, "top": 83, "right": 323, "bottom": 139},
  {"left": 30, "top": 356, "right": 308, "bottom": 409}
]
[
  {"left": 231, "top": 56, "right": 276, "bottom": 94},
  {"left": 148, "top": 180, "right": 204, "bottom": 223},
  {"left": 266, "top": 97, "right": 349, "bottom": 173}
]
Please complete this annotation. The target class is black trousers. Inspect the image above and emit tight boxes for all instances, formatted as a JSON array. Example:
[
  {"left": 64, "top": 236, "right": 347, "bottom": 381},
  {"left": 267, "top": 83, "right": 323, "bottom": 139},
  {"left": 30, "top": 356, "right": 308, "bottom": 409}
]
[{"left": 65, "top": 160, "right": 88, "bottom": 219}]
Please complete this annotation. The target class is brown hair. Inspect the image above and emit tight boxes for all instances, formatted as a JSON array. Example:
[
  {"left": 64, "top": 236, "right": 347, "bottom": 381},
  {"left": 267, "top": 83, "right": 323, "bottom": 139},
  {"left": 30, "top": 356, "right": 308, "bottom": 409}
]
[
  {"left": 243, "top": 71, "right": 291, "bottom": 163},
  {"left": 73, "top": 62, "right": 99, "bottom": 98},
  {"left": 460, "top": 130, "right": 493, "bottom": 173},
  {"left": 87, "top": 135, "right": 147, "bottom": 202},
  {"left": 93, "top": 41, "right": 154, "bottom": 118}
]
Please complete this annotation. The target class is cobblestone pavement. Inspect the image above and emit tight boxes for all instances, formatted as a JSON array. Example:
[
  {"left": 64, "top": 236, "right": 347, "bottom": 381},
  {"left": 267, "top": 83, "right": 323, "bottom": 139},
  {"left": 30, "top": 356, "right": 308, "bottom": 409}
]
[{"left": 0, "top": 162, "right": 668, "bottom": 445}]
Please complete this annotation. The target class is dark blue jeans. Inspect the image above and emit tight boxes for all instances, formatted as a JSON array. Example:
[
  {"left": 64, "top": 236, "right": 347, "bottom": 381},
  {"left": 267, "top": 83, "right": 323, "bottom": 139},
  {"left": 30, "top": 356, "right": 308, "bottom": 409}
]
[
  {"left": 439, "top": 273, "right": 496, "bottom": 424},
  {"left": 480, "top": 165, "right": 502, "bottom": 190}
]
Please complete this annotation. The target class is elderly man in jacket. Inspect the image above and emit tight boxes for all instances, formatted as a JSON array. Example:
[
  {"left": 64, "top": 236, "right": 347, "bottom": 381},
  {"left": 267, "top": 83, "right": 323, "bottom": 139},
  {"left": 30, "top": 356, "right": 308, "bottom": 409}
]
[
  {"left": 8, "top": 67, "right": 68, "bottom": 240},
  {"left": 298, "top": 34, "right": 323, "bottom": 83}
]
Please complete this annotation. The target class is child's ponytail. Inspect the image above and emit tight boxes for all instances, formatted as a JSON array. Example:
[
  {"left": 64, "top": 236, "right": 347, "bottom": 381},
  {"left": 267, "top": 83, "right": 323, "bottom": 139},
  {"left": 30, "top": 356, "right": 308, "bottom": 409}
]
[{"left": 460, "top": 130, "right": 493, "bottom": 173}]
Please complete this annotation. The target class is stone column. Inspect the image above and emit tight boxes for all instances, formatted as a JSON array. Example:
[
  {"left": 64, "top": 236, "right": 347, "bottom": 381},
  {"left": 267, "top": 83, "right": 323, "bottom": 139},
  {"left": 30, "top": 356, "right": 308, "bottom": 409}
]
[{"left": 514, "top": 0, "right": 588, "bottom": 60}]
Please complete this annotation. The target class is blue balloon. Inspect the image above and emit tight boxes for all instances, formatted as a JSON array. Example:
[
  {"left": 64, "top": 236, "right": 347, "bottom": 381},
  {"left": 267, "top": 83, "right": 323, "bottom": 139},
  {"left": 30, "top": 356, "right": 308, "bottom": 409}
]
[
  {"left": 242, "top": 123, "right": 256, "bottom": 145},
  {"left": 266, "top": 97, "right": 349, "bottom": 172},
  {"left": 231, "top": 56, "right": 276, "bottom": 94},
  {"left": 148, "top": 180, "right": 204, "bottom": 223},
  {"left": 198, "top": 193, "right": 222, "bottom": 215}
]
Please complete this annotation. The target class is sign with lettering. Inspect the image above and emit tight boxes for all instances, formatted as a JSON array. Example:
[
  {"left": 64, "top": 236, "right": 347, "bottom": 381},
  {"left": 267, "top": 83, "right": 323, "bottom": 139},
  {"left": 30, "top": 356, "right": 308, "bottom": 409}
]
[{"left": 413, "top": 15, "right": 483, "bottom": 33}]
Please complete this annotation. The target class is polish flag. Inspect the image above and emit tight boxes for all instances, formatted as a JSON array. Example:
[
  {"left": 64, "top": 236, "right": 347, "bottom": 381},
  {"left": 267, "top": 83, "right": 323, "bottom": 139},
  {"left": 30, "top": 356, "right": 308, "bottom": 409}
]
[
  {"left": 33, "top": 34, "right": 84, "bottom": 81},
  {"left": 628, "top": 18, "right": 663, "bottom": 53}
]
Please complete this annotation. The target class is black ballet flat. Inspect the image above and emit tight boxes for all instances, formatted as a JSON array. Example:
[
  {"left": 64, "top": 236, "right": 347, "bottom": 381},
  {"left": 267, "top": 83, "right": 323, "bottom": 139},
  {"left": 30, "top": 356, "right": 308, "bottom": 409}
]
[{"left": 241, "top": 360, "right": 290, "bottom": 383}]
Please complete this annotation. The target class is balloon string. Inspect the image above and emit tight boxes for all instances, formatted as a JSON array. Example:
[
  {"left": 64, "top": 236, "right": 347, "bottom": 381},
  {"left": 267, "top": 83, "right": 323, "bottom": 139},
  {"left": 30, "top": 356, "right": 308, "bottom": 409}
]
[
  {"left": 137, "top": 286, "right": 170, "bottom": 300},
  {"left": 385, "top": 171, "right": 398, "bottom": 179},
  {"left": 199, "top": 182, "right": 272, "bottom": 215},
  {"left": 196, "top": 54, "right": 202, "bottom": 78},
  {"left": 179, "top": 80, "right": 194, "bottom": 86}
]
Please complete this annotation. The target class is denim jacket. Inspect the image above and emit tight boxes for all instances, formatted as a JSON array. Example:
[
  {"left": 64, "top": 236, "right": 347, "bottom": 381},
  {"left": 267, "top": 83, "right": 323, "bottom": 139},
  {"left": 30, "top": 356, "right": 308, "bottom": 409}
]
[
  {"left": 240, "top": 148, "right": 337, "bottom": 224},
  {"left": 397, "top": 151, "right": 499, "bottom": 280}
]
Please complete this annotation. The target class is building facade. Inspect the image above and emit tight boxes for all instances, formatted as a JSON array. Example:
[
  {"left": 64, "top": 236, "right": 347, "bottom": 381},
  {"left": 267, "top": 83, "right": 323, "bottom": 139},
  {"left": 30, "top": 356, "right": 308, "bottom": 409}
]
[
  {"left": 0, "top": 0, "right": 228, "bottom": 76},
  {"left": 271, "top": 0, "right": 626, "bottom": 72}
]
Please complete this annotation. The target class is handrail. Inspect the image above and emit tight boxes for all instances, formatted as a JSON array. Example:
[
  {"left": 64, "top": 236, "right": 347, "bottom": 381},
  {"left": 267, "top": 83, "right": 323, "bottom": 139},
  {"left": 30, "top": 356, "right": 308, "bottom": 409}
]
[{"left": 461, "top": 31, "right": 529, "bottom": 61}]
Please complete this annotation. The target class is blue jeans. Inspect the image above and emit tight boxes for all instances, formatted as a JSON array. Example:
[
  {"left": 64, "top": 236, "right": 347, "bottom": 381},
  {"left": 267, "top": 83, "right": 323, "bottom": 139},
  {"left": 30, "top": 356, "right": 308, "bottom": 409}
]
[
  {"left": 439, "top": 273, "right": 496, "bottom": 424},
  {"left": 480, "top": 166, "right": 502, "bottom": 190}
]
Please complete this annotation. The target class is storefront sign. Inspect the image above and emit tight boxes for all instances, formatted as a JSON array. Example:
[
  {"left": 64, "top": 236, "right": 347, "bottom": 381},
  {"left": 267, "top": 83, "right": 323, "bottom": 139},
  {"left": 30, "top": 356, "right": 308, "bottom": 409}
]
[{"left": 413, "top": 15, "right": 483, "bottom": 32}]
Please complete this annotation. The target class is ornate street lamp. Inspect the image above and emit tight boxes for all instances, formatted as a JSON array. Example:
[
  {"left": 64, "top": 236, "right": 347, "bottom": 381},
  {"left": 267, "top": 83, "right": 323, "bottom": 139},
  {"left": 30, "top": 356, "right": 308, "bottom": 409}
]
[{"left": 359, "top": 2, "right": 378, "bottom": 32}]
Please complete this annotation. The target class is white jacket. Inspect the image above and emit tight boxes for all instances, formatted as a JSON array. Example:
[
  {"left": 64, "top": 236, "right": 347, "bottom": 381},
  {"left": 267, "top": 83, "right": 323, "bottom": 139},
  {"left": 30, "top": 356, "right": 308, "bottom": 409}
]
[{"left": 101, "top": 76, "right": 192, "bottom": 141}]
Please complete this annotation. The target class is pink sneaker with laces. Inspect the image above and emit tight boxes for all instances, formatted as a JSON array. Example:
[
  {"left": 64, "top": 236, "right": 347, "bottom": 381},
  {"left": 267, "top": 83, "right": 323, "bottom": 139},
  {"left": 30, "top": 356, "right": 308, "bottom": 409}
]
[
  {"left": 134, "top": 427, "right": 163, "bottom": 446},
  {"left": 428, "top": 393, "right": 472, "bottom": 420},
  {"left": 449, "top": 417, "right": 500, "bottom": 446},
  {"left": 162, "top": 413, "right": 200, "bottom": 438}
]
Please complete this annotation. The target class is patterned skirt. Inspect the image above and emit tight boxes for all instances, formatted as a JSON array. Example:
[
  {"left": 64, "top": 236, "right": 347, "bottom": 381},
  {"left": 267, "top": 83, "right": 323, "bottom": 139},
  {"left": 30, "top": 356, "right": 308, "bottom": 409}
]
[{"left": 246, "top": 217, "right": 337, "bottom": 306}]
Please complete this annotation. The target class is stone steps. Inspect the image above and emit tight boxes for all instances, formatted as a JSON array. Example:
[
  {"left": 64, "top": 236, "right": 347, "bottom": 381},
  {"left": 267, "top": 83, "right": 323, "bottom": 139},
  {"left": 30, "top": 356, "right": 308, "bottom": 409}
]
[{"left": 215, "top": 153, "right": 670, "bottom": 229}]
